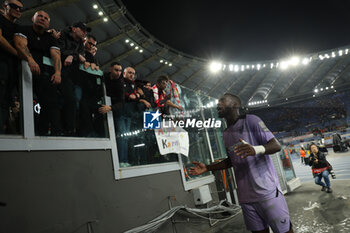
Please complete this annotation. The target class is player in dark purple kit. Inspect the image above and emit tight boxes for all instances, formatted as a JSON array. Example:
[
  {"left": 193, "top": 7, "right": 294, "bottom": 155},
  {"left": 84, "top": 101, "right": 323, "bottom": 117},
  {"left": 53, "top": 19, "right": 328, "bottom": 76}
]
[{"left": 189, "top": 93, "right": 293, "bottom": 233}]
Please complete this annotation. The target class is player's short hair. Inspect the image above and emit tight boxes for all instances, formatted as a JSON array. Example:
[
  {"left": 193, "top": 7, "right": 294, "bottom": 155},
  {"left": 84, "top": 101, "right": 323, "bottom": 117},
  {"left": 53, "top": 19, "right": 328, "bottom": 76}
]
[{"left": 223, "top": 93, "right": 242, "bottom": 107}]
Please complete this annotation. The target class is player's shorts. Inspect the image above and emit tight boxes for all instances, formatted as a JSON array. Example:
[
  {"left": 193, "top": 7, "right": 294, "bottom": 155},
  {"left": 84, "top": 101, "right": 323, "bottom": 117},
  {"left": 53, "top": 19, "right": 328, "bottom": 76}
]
[{"left": 240, "top": 190, "right": 291, "bottom": 233}]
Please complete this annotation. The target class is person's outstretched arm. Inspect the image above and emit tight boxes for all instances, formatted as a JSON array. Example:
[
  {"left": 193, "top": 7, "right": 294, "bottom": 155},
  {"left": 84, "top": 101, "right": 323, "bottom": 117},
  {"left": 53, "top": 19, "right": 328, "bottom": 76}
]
[{"left": 189, "top": 158, "right": 232, "bottom": 175}]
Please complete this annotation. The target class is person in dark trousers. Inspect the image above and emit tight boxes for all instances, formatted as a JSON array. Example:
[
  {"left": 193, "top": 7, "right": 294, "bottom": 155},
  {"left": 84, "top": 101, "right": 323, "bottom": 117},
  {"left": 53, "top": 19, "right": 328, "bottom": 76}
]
[
  {"left": 0, "top": 0, "right": 23, "bottom": 134},
  {"left": 189, "top": 94, "right": 294, "bottom": 233},
  {"left": 308, "top": 143, "right": 332, "bottom": 193},
  {"left": 14, "top": 10, "right": 63, "bottom": 135}
]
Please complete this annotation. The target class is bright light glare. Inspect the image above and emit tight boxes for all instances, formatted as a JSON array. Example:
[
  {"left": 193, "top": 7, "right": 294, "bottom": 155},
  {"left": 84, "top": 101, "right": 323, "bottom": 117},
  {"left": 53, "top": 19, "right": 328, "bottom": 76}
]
[
  {"left": 125, "top": 39, "right": 129, "bottom": 43},
  {"left": 302, "top": 58, "right": 309, "bottom": 65},
  {"left": 314, "top": 89, "right": 318, "bottom": 93},
  {"left": 280, "top": 61, "right": 289, "bottom": 70},
  {"left": 290, "top": 56, "right": 300, "bottom": 66},
  {"left": 93, "top": 4, "right": 98, "bottom": 9},
  {"left": 98, "top": 11, "right": 103, "bottom": 16},
  {"left": 209, "top": 61, "right": 222, "bottom": 73},
  {"left": 103, "top": 17, "right": 108, "bottom": 22},
  {"left": 229, "top": 64, "right": 234, "bottom": 71}
]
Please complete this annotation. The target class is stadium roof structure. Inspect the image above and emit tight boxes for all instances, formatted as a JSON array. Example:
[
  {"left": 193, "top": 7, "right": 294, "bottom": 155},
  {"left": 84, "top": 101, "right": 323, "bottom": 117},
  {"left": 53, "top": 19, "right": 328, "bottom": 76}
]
[{"left": 21, "top": 0, "right": 350, "bottom": 106}]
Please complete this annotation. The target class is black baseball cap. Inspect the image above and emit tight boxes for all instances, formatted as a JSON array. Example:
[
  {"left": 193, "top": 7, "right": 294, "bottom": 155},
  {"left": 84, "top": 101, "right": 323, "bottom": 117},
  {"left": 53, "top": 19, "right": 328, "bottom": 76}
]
[{"left": 72, "top": 22, "right": 91, "bottom": 32}]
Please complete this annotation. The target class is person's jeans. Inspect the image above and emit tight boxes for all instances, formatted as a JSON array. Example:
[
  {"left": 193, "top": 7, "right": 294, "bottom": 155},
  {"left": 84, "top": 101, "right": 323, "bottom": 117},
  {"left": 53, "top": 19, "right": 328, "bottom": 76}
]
[
  {"left": 315, "top": 170, "right": 331, "bottom": 187},
  {"left": 116, "top": 115, "right": 131, "bottom": 163}
]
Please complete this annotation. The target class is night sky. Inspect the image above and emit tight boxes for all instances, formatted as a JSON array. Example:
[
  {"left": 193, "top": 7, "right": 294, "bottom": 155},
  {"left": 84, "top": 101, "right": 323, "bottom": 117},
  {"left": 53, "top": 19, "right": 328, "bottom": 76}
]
[{"left": 122, "top": 0, "right": 350, "bottom": 62}]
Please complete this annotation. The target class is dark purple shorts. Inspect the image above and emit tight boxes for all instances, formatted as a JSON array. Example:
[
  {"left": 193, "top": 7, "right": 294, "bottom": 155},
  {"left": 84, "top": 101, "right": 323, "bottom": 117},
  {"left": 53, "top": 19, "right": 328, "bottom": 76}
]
[{"left": 241, "top": 191, "right": 291, "bottom": 232}]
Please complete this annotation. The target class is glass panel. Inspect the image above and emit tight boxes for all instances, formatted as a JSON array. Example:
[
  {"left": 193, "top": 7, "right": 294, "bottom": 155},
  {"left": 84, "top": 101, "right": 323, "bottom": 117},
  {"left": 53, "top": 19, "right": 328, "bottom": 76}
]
[
  {"left": 201, "top": 96, "right": 227, "bottom": 160},
  {"left": 280, "top": 148, "right": 296, "bottom": 182},
  {"left": 180, "top": 87, "right": 215, "bottom": 180},
  {"left": 33, "top": 64, "right": 108, "bottom": 138},
  {"left": 0, "top": 57, "right": 22, "bottom": 135}
]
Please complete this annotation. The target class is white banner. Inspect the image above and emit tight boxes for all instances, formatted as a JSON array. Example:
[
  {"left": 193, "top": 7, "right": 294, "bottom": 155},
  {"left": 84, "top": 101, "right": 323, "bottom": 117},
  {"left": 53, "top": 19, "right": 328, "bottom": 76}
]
[{"left": 154, "top": 123, "right": 189, "bottom": 157}]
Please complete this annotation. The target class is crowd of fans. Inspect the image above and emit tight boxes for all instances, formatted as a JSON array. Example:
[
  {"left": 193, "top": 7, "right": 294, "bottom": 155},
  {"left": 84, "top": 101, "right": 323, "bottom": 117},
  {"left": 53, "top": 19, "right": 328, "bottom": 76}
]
[
  {"left": 252, "top": 91, "right": 350, "bottom": 138},
  {"left": 0, "top": 1, "right": 184, "bottom": 166}
]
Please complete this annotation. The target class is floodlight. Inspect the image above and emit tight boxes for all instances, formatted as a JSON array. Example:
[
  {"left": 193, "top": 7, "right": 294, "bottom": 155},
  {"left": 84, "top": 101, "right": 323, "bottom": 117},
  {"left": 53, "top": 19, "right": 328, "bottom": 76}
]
[
  {"left": 209, "top": 61, "right": 222, "bottom": 73},
  {"left": 103, "top": 17, "right": 108, "bottom": 22},
  {"left": 125, "top": 39, "right": 129, "bottom": 43},
  {"left": 98, "top": 11, "right": 103, "bottom": 16},
  {"left": 290, "top": 56, "right": 300, "bottom": 66},
  {"left": 229, "top": 64, "right": 234, "bottom": 71},
  {"left": 139, "top": 49, "right": 143, "bottom": 53},
  {"left": 93, "top": 4, "right": 98, "bottom": 9},
  {"left": 280, "top": 61, "right": 289, "bottom": 70},
  {"left": 302, "top": 58, "right": 309, "bottom": 65}
]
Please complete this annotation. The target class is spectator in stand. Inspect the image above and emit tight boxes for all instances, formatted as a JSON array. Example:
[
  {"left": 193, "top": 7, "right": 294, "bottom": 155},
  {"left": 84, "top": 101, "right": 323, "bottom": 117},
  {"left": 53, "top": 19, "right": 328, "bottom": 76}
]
[
  {"left": 57, "top": 21, "right": 90, "bottom": 135},
  {"left": 98, "top": 63, "right": 126, "bottom": 155},
  {"left": 136, "top": 80, "right": 154, "bottom": 112},
  {"left": 152, "top": 75, "right": 182, "bottom": 117},
  {"left": 77, "top": 34, "right": 104, "bottom": 137},
  {"left": 165, "top": 79, "right": 183, "bottom": 119},
  {"left": 152, "top": 75, "right": 168, "bottom": 116},
  {"left": 0, "top": 0, "right": 23, "bottom": 134},
  {"left": 98, "top": 62, "right": 124, "bottom": 116},
  {"left": 83, "top": 34, "right": 99, "bottom": 70},
  {"left": 14, "top": 10, "right": 63, "bottom": 136}
]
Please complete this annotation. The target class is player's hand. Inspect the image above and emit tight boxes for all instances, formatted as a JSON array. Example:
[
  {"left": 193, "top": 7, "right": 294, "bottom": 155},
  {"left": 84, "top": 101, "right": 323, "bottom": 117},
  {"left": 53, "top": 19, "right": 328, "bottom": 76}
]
[
  {"left": 28, "top": 58, "right": 40, "bottom": 75},
  {"left": 189, "top": 161, "right": 208, "bottom": 175},
  {"left": 51, "top": 72, "right": 61, "bottom": 84},
  {"left": 234, "top": 138, "right": 256, "bottom": 158},
  {"left": 98, "top": 105, "right": 111, "bottom": 114},
  {"left": 64, "top": 55, "right": 73, "bottom": 66}
]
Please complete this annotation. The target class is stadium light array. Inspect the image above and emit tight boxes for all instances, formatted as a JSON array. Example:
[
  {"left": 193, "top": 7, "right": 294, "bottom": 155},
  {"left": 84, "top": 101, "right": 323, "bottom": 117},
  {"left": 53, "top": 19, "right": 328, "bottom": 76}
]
[
  {"left": 208, "top": 47, "right": 349, "bottom": 74},
  {"left": 159, "top": 59, "right": 173, "bottom": 67},
  {"left": 209, "top": 61, "right": 223, "bottom": 73},
  {"left": 92, "top": 4, "right": 109, "bottom": 23},
  {"left": 248, "top": 100, "right": 268, "bottom": 106}
]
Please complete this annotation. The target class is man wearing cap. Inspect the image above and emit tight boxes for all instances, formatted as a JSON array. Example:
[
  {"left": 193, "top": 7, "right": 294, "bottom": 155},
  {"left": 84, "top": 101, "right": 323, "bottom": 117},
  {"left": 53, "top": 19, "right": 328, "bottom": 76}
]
[
  {"left": 0, "top": 0, "right": 23, "bottom": 133},
  {"left": 56, "top": 21, "right": 91, "bottom": 135}
]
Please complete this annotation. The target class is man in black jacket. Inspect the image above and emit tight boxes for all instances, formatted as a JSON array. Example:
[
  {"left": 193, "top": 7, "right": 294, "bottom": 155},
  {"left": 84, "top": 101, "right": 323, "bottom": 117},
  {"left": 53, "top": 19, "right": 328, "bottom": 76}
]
[
  {"left": 57, "top": 21, "right": 91, "bottom": 135},
  {"left": 309, "top": 143, "right": 332, "bottom": 193},
  {"left": 0, "top": 0, "right": 23, "bottom": 133}
]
